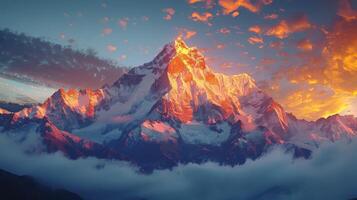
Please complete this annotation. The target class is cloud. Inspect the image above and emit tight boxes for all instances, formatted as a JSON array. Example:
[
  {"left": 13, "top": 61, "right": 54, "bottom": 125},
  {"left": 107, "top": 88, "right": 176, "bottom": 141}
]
[
  {"left": 260, "top": 0, "right": 273, "bottom": 5},
  {"left": 269, "top": 41, "right": 283, "bottom": 49},
  {"left": 187, "top": 0, "right": 215, "bottom": 9},
  {"left": 218, "top": 0, "right": 259, "bottom": 15},
  {"left": 0, "top": 30, "right": 126, "bottom": 89},
  {"left": 188, "top": 0, "right": 203, "bottom": 4},
  {"left": 163, "top": 8, "right": 175, "bottom": 20},
  {"left": 118, "top": 18, "right": 129, "bottom": 29},
  {"left": 106, "top": 44, "right": 117, "bottom": 52},
  {"left": 264, "top": 13, "right": 278, "bottom": 20},
  {"left": 1, "top": 133, "right": 357, "bottom": 200},
  {"left": 248, "top": 36, "right": 264, "bottom": 45},
  {"left": 219, "top": 27, "right": 231, "bottom": 35},
  {"left": 249, "top": 25, "right": 262, "bottom": 34},
  {"left": 265, "top": 16, "right": 357, "bottom": 120},
  {"left": 118, "top": 54, "right": 127, "bottom": 62},
  {"left": 337, "top": 0, "right": 357, "bottom": 21},
  {"left": 274, "top": 85, "right": 350, "bottom": 120},
  {"left": 322, "top": 18, "right": 357, "bottom": 95},
  {"left": 216, "top": 43, "right": 226, "bottom": 49},
  {"left": 232, "top": 11, "right": 239, "bottom": 17},
  {"left": 266, "top": 15, "right": 312, "bottom": 39},
  {"left": 297, "top": 39, "right": 313, "bottom": 51},
  {"left": 102, "top": 28, "right": 112, "bottom": 36},
  {"left": 178, "top": 28, "right": 197, "bottom": 40},
  {"left": 190, "top": 12, "right": 213, "bottom": 23}
]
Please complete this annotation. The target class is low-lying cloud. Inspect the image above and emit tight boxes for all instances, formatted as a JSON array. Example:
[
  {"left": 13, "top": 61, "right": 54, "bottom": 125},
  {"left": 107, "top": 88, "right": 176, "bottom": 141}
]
[{"left": 0, "top": 133, "right": 357, "bottom": 200}]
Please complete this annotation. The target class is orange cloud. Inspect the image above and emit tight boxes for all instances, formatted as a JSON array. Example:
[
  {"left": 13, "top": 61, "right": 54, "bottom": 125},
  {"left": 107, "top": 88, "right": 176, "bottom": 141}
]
[
  {"left": 249, "top": 25, "right": 262, "bottom": 34},
  {"left": 266, "top": 17, "right": 357, "bottom": 120},
  {"left": 177, "top": 28, "right": 197, "bottom": 40},
  {"left": 232, "top": 11, "right": 239, "bottom": 17},
  {"left": 191, "top": 12, "right": 213, "bottom": 23},
  {"left": 218, "top": 0, "right": 258, "bottom": 15},
  {"left": 187, "top": 0, "right": 215, "bottom": 8},
  {"left": 248, "top": 36, "right": 264, "bottom": 44},
  {"left": 266, "top": 15, "right": 312, "bottom": 39},
  {"left": 337, "top": 0, "right": 357, "bottom": 21},
  {"left": 297, "top": 39, "right": 313, "bottom": 51},
  {"left": 163, "top": 8, "right": 175, "bottom": 20},
  {"left": 188, "top": 0, "right": 203, "bottom": 3},
  {"left": 323, "top": 19, "right": 357, "bottom": 95},
  {"left": 185, "top": 31, "right": 197, "bottom": 39},
  {"left": 278, "top": 87, "right": 349, "bottom": 120}
]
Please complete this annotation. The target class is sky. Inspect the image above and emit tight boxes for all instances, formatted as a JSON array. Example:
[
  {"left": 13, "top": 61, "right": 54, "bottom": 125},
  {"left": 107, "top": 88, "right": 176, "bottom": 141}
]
[{"left": 0, "top": 0, "right": 356, "bottom": 120}]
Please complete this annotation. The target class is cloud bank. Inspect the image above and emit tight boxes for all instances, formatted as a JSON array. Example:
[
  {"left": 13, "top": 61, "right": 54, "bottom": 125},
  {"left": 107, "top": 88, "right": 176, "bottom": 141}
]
[{"left": 0, "top": 133, "right": 357, "bottom": 200}]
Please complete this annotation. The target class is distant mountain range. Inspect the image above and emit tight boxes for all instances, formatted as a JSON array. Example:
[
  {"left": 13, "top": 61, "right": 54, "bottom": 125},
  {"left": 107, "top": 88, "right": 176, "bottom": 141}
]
[{"left": 0, "top": 38, "right": 356, "bottom": 172}]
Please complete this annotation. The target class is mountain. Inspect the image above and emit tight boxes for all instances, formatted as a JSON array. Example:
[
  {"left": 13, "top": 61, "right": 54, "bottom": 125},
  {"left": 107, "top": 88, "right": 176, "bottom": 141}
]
[
  {"left": 0, "top": 29, "right": 127, "bottom": 89},
  {"left": 1, "top": 38, "right": 357, "bottom": 171},
  {"left": 0, "top": 168, "right": 82, "bottom": 200}
]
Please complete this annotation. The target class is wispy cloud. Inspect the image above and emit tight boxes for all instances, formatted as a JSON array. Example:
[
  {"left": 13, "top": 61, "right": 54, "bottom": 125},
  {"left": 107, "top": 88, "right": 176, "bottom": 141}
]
[
  {"left": 248, "top": 36, "right": 264, "bottom": 45},
  {"left": 190, "top": 12, "right": 213, "bottom": 23},
  {"left": 266, "top": 15, "right": 312, "bottom": 39}
]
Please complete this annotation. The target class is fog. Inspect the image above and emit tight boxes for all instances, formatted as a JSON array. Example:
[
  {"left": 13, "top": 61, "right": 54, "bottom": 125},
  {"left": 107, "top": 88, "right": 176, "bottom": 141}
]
[{"left": 0, "top": 133, "right": 356, "bottom": 200}]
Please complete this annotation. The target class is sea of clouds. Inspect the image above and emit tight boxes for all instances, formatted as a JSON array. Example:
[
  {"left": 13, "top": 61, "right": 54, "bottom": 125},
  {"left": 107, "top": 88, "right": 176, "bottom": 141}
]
[{"left": 0, "top": 133, "right": 356, "bottom": 200}]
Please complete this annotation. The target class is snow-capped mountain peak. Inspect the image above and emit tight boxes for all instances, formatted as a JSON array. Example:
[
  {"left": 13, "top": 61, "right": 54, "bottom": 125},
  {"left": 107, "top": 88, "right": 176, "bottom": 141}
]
[{"left": 2, "top": 38, "right": 357, "bottom": 171}]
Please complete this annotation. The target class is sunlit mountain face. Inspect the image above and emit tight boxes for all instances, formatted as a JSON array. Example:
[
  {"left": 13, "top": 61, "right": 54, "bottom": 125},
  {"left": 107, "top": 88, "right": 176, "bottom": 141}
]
[{"left": 0, "top": 0, "right": 357, "bottom": 200}]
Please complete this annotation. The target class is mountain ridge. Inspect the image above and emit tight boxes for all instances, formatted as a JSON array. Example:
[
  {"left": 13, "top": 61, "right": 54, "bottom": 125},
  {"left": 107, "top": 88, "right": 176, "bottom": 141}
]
[{"left": 1, "top": 38, "right": 356, "bottom": 171}]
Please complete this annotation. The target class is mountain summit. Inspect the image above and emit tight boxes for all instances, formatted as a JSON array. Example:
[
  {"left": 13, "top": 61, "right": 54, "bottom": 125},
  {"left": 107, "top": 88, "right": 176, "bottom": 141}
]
[{"left": 1, "top": 38, "right": 357, "bottom": 171}]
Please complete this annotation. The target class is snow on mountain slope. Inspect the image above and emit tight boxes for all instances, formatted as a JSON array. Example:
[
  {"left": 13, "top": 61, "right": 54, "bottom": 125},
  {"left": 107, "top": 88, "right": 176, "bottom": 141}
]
[
  {"left": 1, "top": 116, "right": 119, "bottom": 159},
  {"left": 161, "top": 39, "right": 257, "bottom": 123},
  {"left": 178, "top": 121, "right": 231, "bottom": 146},
  {"left": 1, "top": 38, "right": 357, "bottom": 170},
  {"left": 287, "top": 114, "right": 357, "bottom": 149},
  {"left": 12, "top": 88, "right": 107, "bottom": 131}
]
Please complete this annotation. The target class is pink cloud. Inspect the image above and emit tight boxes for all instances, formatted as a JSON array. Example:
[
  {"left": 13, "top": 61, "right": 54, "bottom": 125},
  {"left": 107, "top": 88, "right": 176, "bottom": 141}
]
[
  {"left": 107, "top": 44, "right": 117, "bottom": 52},
  {"left": 102, "top": 28, "right": 112, "bottom": 36},
  {"left": 118, "top": 18, "right": 129, "bottom": 29},
  {"left": 163, "top": 8, "right": 175, "bottom": 20}
]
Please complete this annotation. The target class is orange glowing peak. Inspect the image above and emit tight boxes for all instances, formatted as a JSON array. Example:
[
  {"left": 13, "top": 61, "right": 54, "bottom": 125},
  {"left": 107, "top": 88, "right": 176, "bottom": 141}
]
[
  {"left": 174, "top": 37, "right": 190, "bottom": 55},
  {"left": 162, "top": 38, "right": 258, "bottom": 123},
  {"left": 13, "top": 88, "right": 106, "bottom": 122}
]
